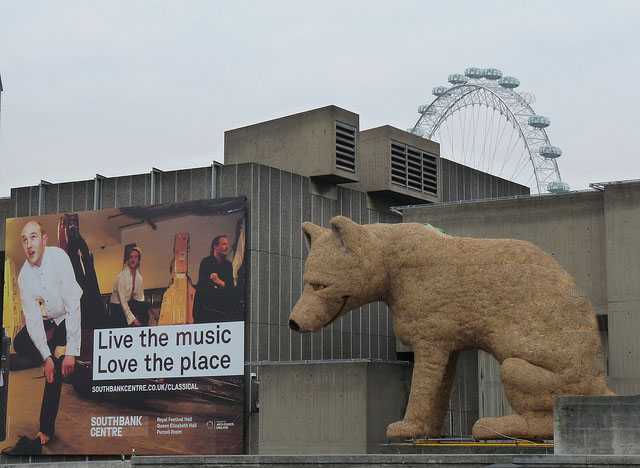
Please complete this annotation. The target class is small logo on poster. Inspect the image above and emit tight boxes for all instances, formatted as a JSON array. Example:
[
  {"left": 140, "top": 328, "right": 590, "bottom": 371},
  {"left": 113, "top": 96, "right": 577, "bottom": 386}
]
[{"left": 214, "top": 420, "right": 234, "bottom": 430}]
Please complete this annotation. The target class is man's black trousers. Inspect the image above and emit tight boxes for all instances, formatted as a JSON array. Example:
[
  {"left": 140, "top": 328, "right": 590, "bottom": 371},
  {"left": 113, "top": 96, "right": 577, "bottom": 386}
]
[
  {"left": 108, "top": 300, "right": 149, "bottom": 327},
  {"left": 14, "top": 319, "right": 68, "bottom": 438}
]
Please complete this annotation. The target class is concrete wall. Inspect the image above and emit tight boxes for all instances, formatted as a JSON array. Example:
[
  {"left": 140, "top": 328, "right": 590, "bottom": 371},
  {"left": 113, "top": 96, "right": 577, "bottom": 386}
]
[
  {"left": 602, "top": 184, "right": 640, "bottom": 395},
  {"left": 346, "top": 125, "right": 440, "bottom": 203},
  {"left": 9, "top": 168, "right": 215, "bottom": 216},
  {"left": 554, "top": 395, "right": 640, "bottom": 455},
  {"left": 224, "top": 105, "right": 360, "bottom": 183},
  {"left": 258, "top": 361, "right": 412, "bottom": 454},
  {"left": 440, "top": 158, "right": 530, "bottom": 203},
  {"left": 403, "top": 182, "right": 640, "bottom": 419}
]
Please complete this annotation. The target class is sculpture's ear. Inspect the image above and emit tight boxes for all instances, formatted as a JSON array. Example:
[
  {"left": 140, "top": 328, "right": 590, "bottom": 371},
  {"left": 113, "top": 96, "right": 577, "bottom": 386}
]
[
  {"left": 301, "top": 222, "right": 325, "bottom": 250},
  {"left": 330, "top": 216, "right": 361, "bottom": 253}
]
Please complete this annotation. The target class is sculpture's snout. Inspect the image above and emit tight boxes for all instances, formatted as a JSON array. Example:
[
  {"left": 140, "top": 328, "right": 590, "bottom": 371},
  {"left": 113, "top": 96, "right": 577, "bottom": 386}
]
[
  {"left": 289, "top": 300, "right": 324, "bottom": 332},
  {"left": 288, "top": 319, "right": 300, "bottom": 332}
]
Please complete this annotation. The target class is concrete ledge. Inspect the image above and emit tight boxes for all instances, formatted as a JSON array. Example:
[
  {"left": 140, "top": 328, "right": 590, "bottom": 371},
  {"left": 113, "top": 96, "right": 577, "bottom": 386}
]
[
  {"left": 0, "top": 462, "right": 130, "bottom": 468},
  {"left": 1, "top": 454, "right": 640, "bottom": 467},
  {"left": 554, "top": 395, "right": 640, "bottom": 455},
  {"left": 129, "top": 454, "right": 640, "bottom": 467},
  {"left": 380, "top": 443, "right": 553, "bottom": 455}
]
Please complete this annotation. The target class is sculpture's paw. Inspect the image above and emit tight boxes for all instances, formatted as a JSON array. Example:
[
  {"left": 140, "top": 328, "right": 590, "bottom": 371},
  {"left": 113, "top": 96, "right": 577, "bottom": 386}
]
[
  {"left": 387, "top": 420, "right": 433, "bottom": 439},
  {"left": 472, "top": 413, "right": 553, "bottom": 440},
  {"left": 472, "top": 417, "right": 508, "bottom": 440}
]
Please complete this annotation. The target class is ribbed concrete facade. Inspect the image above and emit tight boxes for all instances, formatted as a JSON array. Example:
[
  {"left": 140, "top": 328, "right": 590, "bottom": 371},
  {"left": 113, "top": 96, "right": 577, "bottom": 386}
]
[{"left": 440, "top": 158, "right": 530, "bottom": 202}]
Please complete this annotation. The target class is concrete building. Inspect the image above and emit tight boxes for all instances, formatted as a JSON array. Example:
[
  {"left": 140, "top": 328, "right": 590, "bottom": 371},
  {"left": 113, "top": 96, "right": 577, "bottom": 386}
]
[{"left": 0, "top": 105, "right": 530, "bottom": 453}]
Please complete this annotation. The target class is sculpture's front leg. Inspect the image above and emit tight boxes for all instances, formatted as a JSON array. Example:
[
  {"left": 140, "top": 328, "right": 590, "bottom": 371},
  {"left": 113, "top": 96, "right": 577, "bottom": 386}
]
[{"left": 387, "top": 348, "right": 459, "bottom": 439}]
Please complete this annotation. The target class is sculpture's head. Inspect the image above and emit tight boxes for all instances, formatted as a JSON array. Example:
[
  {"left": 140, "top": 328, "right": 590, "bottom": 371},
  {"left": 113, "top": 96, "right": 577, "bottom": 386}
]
[{"left": 288, "top": 216, "right": 385, "bottom": 332}]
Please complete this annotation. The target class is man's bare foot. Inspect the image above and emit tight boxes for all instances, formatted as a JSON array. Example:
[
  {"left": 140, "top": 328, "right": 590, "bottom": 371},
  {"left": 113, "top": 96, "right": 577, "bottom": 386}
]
[{"left": 36, "top": 432, "right": 50, "bottom": 445}]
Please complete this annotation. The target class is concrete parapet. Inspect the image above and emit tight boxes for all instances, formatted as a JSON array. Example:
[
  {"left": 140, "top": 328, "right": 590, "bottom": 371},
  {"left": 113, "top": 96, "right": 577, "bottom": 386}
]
[
  {"left": 130, "top": 454, "right": 640, "bottom": 467},
  {"left": 380, "top": 443, "right": 553, "bottom": 455},
  {"left": 554, "top": 395, "right": 640, "bottom": 455},
  {"left": 257, "top": 360, "right": 412, "bottom": 454},
  {"left": 2, "top": 453, "right": 640, "bottom": 467},
  {"left": 0, "top": 462, "right": 130, "bottom": 468}
]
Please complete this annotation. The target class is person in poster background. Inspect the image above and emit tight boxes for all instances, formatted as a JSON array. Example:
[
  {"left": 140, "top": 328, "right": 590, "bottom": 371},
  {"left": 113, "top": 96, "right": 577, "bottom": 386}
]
[
  {"left": 193, "top": 235, "right": 234, "bottom": 323},
  {"left": 5, "top": 221, "right": 82, "bottom": 454},
  {"left": 109, "top": 246, "right": 149, "bottom": 327}
]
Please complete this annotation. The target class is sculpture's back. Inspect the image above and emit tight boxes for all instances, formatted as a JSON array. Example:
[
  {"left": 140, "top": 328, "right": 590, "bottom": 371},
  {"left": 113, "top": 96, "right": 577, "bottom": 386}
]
[{"left": 289, "top": 216, "right": 610, "bottom": 440}]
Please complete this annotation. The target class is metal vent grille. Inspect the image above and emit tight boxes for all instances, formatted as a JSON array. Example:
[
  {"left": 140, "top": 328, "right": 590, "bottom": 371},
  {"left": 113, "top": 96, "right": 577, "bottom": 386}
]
[
  {"left": 335, "top": 121, "right": 357, "bottom": 174},
  {"left": 391, "top": 141, "right": 437, "bottom": 196}
]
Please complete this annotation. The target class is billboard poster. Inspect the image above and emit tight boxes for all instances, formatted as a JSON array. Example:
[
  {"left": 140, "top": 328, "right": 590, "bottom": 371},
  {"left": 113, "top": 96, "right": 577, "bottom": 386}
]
[{"left": 1, "top": 197, "right": 246, "bottom": 455}]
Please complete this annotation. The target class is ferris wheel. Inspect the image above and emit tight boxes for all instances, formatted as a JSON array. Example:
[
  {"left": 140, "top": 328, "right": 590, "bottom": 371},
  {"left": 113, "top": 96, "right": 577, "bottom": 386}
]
[{"left": 408, "top": 67, "right": 569, "bottom": 194}]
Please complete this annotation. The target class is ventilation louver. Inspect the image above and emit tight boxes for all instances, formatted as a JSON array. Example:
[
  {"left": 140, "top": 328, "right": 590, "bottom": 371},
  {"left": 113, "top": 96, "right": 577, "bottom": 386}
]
[
  {"left": 391, "top": 141, "right": 437, "bottom": 196},
  {"left": 335, "top": 121, "right": 357, "bottom": 174}
]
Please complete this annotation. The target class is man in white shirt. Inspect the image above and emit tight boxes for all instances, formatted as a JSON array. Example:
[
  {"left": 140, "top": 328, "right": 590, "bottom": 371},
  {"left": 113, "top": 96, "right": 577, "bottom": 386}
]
[
  {"left": 109, "top": 247, "right": 148, "bottom": 327},
  {"left": 13, "top": 221, "right": 83, "bottom": 448}
]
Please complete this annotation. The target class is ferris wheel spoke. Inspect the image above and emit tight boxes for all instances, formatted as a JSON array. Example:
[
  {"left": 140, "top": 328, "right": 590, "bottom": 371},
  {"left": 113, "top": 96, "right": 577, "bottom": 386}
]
[
  {"left": 512, "top": 148, "right": 533, "bottom": 181},
  {"left": 480, "top": 105, "right": 492, "bottom": 172},
  {"left": 497, "top": 125, "right": 519, "bottom": 176},
  {"left": 444, "top": 116, "right": 455, "bottom": 162},
  {"left": 470, "top": 105, "right": 481, "bottom": 170},
  {"left": 465, "top": 106, "right": 473, "bottom": 168},
  {"left": 458, "top": 105, "right": 467, "bottom": 166},
  {"left": 476, "top": 107, "right": 490, "bottom": 171},
  {"left": 461, "top": 105, "right": 471, "bottom": 167},
  {"left": 523, "top": 172, "right": 535, "bottom": 189},
  {"left": 488, "top": 116, "right": 511, "bottom": 177},
  {"left": 468, "top": 105, "right": 478, "bottom": 170},
  {"left": 485, "top": 108, "right": 498, "bottom": 174}
]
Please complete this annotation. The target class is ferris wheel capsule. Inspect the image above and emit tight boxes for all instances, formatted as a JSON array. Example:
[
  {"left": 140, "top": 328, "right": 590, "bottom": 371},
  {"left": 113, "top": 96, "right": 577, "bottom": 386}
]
[
  {"left": 418, "top": 104, "right": 437, "bottom": 115},
  {"left": 528, "top": 115, "right": 551, "bottom": 128},
  {"left": 483, "top": 68, "right": 503, "bottom": 80},
  {"left": 499, "top": 76, "right": 520, "bottom": 89},
  {"left": 464, "top": 67, "right": 485, "bottom": 79},
  {"left": 448, "top": 74, "right": 469, "bottom": 85},
  {"left": 539, "top": 146, "right": 562, "bottom": 158},
  {"left": 408, "top": 127, "right": 426, "bottom": 137},
  {"left": 432, "top": 86, "right": 448, "bottom": 96},
  {"left": 547, "top": 181, "right": 570, "bottom": 194}
]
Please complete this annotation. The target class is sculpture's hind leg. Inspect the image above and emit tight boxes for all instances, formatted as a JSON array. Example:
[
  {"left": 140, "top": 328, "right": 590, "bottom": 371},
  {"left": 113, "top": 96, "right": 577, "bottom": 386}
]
[{"left": 472, "top": 357, "right": 606, "bottom": 440}]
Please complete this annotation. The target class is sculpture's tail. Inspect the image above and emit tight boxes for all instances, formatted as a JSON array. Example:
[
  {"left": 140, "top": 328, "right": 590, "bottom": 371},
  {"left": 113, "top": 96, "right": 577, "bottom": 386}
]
[{"left": 605, "top": 388, "right": 617, "bottom": 396}]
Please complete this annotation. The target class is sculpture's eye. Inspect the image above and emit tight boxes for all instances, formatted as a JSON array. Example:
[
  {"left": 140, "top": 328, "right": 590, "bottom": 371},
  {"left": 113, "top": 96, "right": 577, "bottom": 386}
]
[{"left": 311, "top": 283, "right": 326, "bottom": 291}]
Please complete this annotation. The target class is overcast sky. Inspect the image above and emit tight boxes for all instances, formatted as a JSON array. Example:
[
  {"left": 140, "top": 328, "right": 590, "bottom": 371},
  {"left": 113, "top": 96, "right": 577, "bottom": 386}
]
[{"left": 1, "top": 0, "right": 638, "bottom": 197}]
